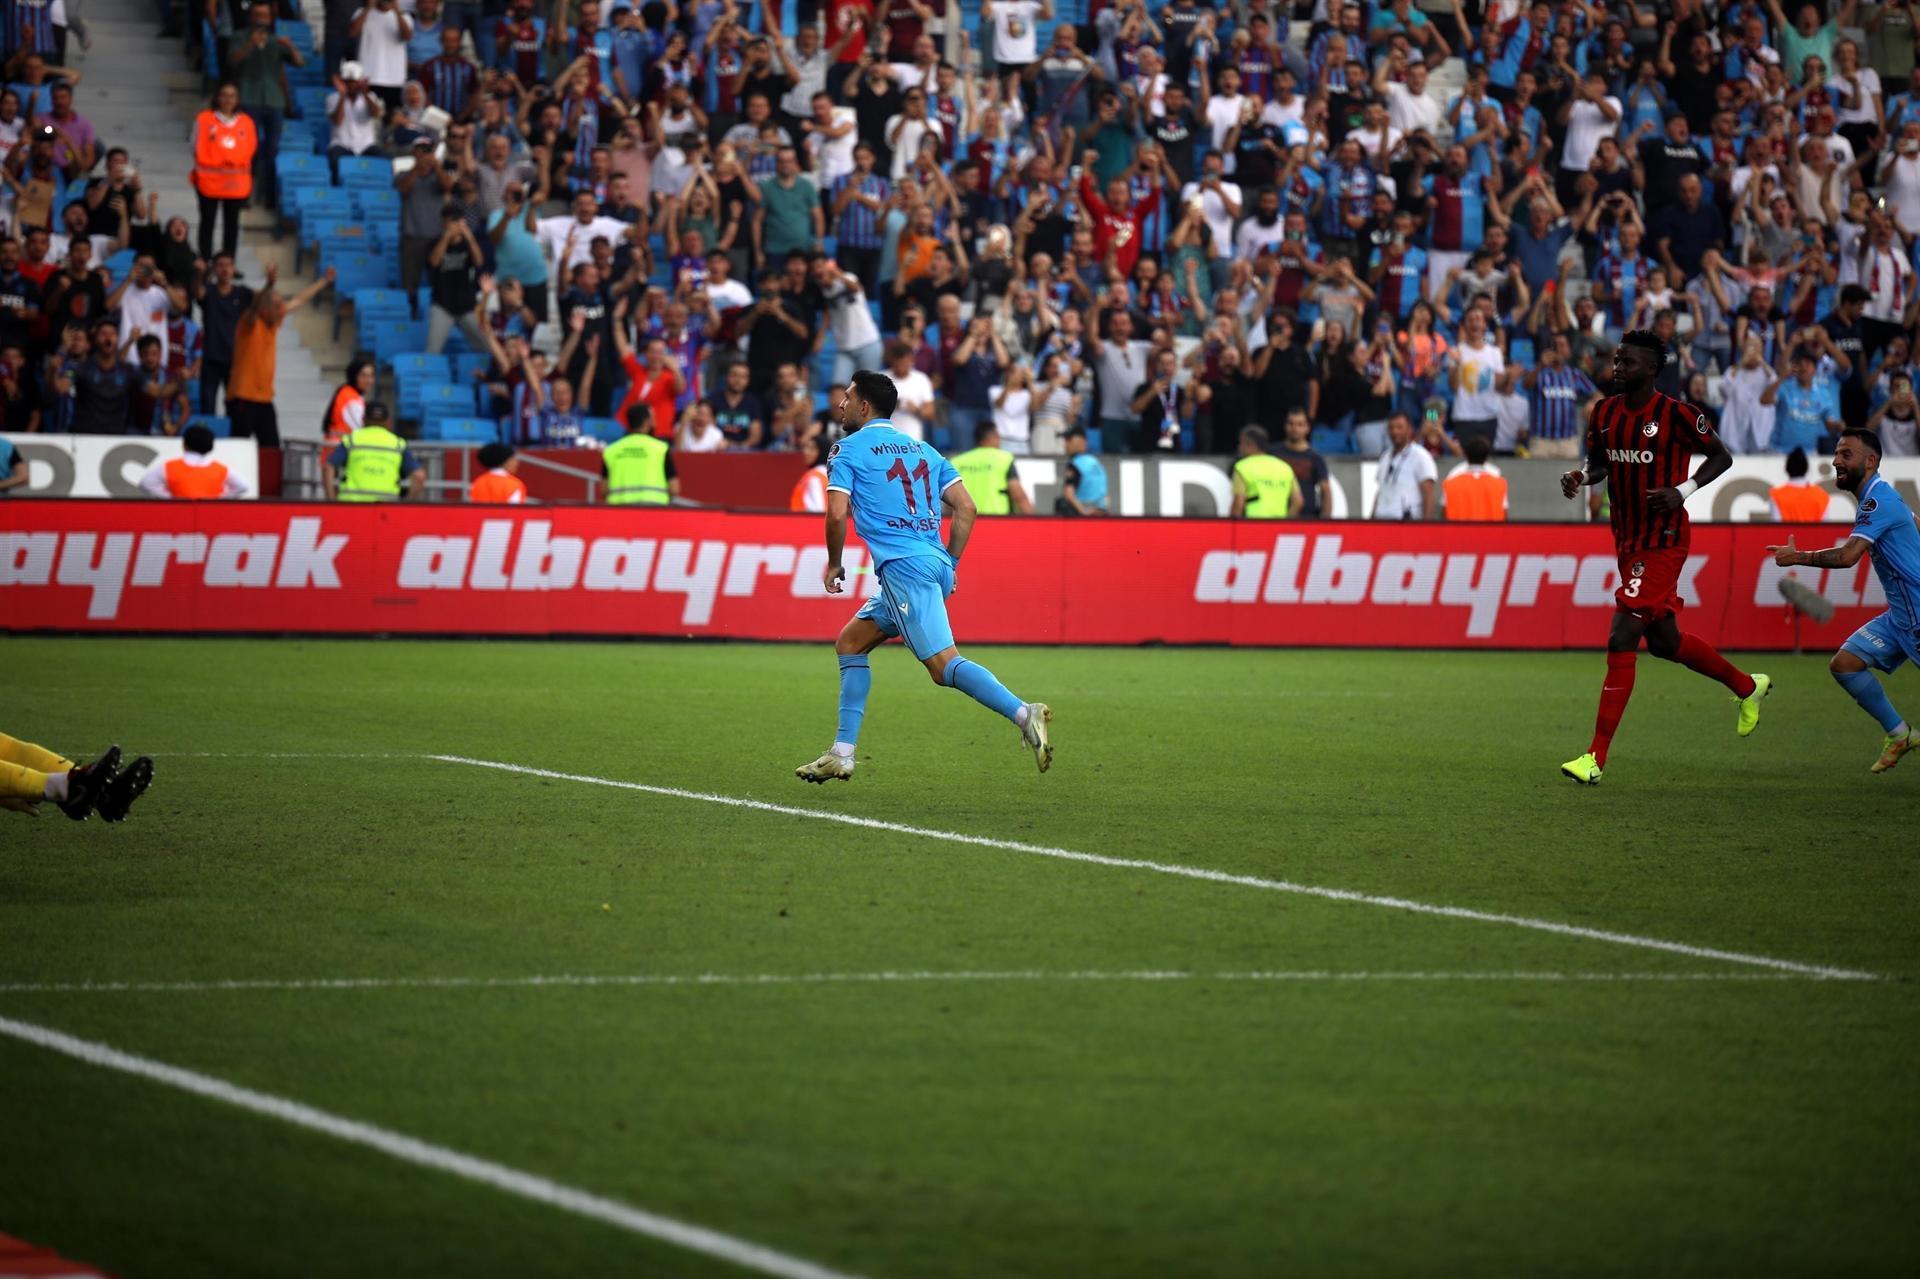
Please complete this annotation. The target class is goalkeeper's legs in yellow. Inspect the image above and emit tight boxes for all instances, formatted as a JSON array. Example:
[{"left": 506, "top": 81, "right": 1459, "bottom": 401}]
[{"left": 0, "top": 732, "right": 76, "bottom": 804}]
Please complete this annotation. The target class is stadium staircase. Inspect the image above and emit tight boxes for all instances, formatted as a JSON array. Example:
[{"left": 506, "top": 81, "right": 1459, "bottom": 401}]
[{"left": 74, "top": 0, "right": 339, "bottom": 440}]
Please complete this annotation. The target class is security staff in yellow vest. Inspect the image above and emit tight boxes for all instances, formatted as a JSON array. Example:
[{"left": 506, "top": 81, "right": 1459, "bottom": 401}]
[
  {"left": 950, "top": 422, "right": 1033, "bottom": 515},
  {"left": 602, "top": 405, "right": 679, "bottom": 505},
  {"left": 324, "top": 402, "right": 427, "bottom": 501},
  {"left": 1229, "top": 426, "right": 1303, "bottom": 518}
]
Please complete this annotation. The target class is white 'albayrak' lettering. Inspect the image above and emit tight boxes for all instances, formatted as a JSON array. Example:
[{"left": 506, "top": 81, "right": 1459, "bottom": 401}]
[
  {"left": 1193, "top": 536, "right": 1706, "bottom": 638},
  {"left": 390, "top": 520, "right": 878, "bottom": 626}
]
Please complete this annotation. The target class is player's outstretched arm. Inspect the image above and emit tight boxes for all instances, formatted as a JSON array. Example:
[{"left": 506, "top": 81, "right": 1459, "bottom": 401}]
[{"left": 1766, "top": 534, "right": 1871, "bottom": 570}]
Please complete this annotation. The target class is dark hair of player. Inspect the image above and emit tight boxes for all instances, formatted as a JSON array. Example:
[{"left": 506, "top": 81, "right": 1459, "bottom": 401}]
[
  {"left": 1618, "top": 329, "right": 1665, "bottom": 364},
  {"left": 850, "top": 369, "right": 898, "bottom": 419},
  {"left": 1839, "top": 427, "right": 1883, "bottom": 460}
]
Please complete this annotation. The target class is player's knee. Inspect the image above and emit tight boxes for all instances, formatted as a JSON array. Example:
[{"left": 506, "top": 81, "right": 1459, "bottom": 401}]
[
  {"left": 834, "top": 632, "right": 864, "bottom": 656},
  {"left": 925, "top": 651, "right": 957, "bottom": 685},
  {"left": 1831, "top": 650, "right": 1867, "bottom": 677}
]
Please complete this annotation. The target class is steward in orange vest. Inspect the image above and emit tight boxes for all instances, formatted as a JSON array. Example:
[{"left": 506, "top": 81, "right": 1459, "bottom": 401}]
[
  {"left": 191, "top": 94, "right": 257, "bottom": 201},
  {"left": 1769, "top": 448, "right": 1831, "bottom": 522},
  {"left": 1441, "top": 437, "right": 1509, "bottom": 521},
  {"left": 138, "top": 424, "right": 249, "bottom": 499},
  {"left": 468, "top": 442, "right": 528, "bottom": 503}
]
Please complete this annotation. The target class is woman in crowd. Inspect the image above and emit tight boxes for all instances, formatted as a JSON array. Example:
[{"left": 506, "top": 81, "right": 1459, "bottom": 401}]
[{"left": 190, "top": 81, "right": 256, "bottom": 261}]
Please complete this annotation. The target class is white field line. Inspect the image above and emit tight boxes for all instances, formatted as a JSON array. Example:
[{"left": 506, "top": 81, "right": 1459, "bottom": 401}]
[
  {"left": 0, "top": 969, "right": 1864, "bottom": 996},
  {"left": 0, "top": 1013, "right": 862, "bottom": 1279},
  {"left": 427, "top": 755, "right": 1879, "bottom": 982}
]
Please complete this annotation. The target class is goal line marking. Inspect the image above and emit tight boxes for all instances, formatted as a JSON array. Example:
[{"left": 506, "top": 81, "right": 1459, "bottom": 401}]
[
  {"left": 0, "top": 969, "right": 1862, "bottom": 996},
  {"left": 0, "top": 1012, "right": 862, "bottom": 1279},
  {"left": 425, "top": 755, "right": 1878, "bottom": 983}
]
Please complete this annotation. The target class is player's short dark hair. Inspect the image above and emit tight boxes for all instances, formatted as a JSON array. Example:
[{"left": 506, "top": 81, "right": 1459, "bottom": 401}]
[
  {"left": 183, "top": 424, "right": 215, "bottom": 454},
  {"left": 1839, "top": 427, "right": 1883, "bottom": 458},
  {"left": 1619, "top": 329, "right": 1665, "bottom": 364},
  {"left": 1240, "top": 425, "right": 1270, "bottom": 450},
  {"left": 849, "top": 369, "right": 897, "bottom": 418},
  {"left": 973, "top": 420, "right": 997, "bottom": 446},
  {"left": 1464, "top": 435, "right": 1492, "bottom": 465},
  {"left": 1786, "top": 446, "right": 1809, "bottom": 478}
]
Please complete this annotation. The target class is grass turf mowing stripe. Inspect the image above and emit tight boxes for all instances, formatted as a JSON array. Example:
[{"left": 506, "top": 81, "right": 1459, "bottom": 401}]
[
  {"left": 0, "top": 970, "right": 1869, "bottom": 995},
  {"left": 0, "top": 1013, "right": 864, "bottom": 1279},
  {"left": 426, "top": 754, "right": 1879, "bottom": 983}
]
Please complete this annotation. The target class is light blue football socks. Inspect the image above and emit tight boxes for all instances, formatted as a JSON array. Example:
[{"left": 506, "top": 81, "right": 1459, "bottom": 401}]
[
  {"left": 1835, "top": 668, "right": 1906, "bottom": 734},
  {"left": 833, "top": 654, "right": 872, "bottom": 756},
  {"left": 943, "top": 656, "right": 1025, "bottom": 722}
]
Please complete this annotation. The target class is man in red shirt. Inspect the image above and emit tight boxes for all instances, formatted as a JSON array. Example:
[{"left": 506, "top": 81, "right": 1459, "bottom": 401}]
[{"left": 1078, "top": 147, "right": 1162, "bottom": 279}]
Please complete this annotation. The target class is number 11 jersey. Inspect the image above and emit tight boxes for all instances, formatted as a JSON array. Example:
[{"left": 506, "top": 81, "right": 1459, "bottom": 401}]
[{"left": 826, "top": 420, "right": 965, "bottom": 572}]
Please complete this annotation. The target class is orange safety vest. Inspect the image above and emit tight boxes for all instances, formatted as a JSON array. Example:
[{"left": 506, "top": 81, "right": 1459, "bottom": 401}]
[
  {"left": 325, "top": 384, "right": 364, "bottom": 445},
  {"left": 1442, "top": 466, "right": 1509, "bottom": 522},
  {"left": 1770, "top": 482, "right": 1830, "bottom": 522},
  {"left": 192, "top": 110, "right": 256, "bottom": 200},
  {"left": 165, "top": 457, "right": 230, "bottom": 499},
  {"left": 468, "top": 469, "right": 527, "bottom": 504},
  {"left": 789, "top": 465, "right": 827, "bottom": 512}
]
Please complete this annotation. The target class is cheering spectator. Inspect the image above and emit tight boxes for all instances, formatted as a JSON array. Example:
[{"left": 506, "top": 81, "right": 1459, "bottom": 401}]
[
  {"left": 194, "top": 252, "right": 251, "bottom": 414},
  {"left": 426, "top": 205, "right": 489, "bottom": 353},
  {"left": 326, "top": 63, "right": 385, "bottom": 175},
  {"left": 705, "top": 359, "right": 764, "bottom": 448},
  {"left": 53, "top": 318, "right": 138, "bottom": 434},
  {"left": 1764, "top": 340, "right": 1846, "bottom": 453},
  {"left": 227, "top": 263, "right": 335, "bottom": 447}
]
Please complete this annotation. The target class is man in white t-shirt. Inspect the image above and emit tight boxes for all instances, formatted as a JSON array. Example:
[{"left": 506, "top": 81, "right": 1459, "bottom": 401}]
[
  {"left": 884, "top": 90, "right": 944, "bottom": 182},
  {"left": 1179, "top": 152, "right": 1242, "bottom": 261},
  {"left": 112, "top": 255, "right": 171, "bottom": 363},
  {"left": 884, "top": 340, "right": 936, "bottom": 440},
  {"left": 1373, "top": 412, "right": 1437, "bottom": 519},
  {"left": 1449, "top": 311, "right": 1508, "bottom": 452},
  {"left": 1878, "top": 123, "right": 1920, "bottom": 237},
  {"left": 326, "top": 61, "right": 385, "bottom": 160},
  {"left": 1375, "top": 56, "right": 1440, "bottom": 137},
  {"left": 801, "top": 91, "right": 858, "bottom": 187},
  {"left": 1261, "top": 68, "right": 1305, "bottom": 131},
  {"left": 1557, "top": 73, "right": 1620, "bottom": 194},
  {"left": 815, "top": 257, "right": 882, "bottom": 382},
  {"left": 348, "top": 0, "right": 412, "bottom": 104},
  {"left": 985, "top": 0, "right": 1048, "bottom": 72},
  {"left": 537, "top": 192, "right": 634, "bottom": 273},
  {"left": 1204, "top": 67, "right": 1248, "bottom": 160}
]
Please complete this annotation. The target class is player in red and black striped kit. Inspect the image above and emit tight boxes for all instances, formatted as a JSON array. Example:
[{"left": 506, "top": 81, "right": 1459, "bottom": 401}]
[{"left": 1556, "top": 330, "right": 1772, "bottom": 784}]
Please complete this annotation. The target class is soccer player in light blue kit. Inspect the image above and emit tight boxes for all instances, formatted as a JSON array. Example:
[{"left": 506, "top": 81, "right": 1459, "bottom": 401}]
[
  {"left": 1768, "top": 428, "right": 1920, "bottom": 773},
  {"left": 796, "top": 370, "right": 1053, "bottom": 782}
]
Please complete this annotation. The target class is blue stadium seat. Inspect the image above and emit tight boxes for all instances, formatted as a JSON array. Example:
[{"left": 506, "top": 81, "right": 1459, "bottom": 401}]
[
  {"left": 583, "top": 416, "right": 623, "bottom": 443},
  {"left": 103, "top": 249, "right": 135, "bottom": 280},
  {"left": 420, "top": 382, "right": 480, "bottom": 419},
  {"left": 1311, "top": 426, "right": 1357, "bottom": 456},
  {"left": 394, "top": 353, "right": 452, "bottom": 384},
  {"left": 365, "top": 318, "right": 429, "bottom": 361},
  {"left": 422, "top": 416, "right": 502, "bottom": 443},
  {"left": 453, "top": 352, "right": 493, "bottom": 384},
  {"left": 276, "top": 152, "right": 327, "bottom": 185},
  {"left": 340, "top": 157, "right": 394, "bottom": 191},
  {"left": 184, "top": 415, "right": 232, "bottom": 438}
]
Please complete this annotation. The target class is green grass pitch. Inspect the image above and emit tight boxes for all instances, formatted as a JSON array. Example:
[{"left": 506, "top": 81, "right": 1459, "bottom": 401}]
[{"left": 2, "top": 636, "right": 1916, "bottom": 1278}]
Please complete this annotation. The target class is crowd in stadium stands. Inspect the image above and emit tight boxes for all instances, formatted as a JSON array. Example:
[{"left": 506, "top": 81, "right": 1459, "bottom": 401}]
[{"left": 5, "top": 0, "right": 1920, "bottom": 507}]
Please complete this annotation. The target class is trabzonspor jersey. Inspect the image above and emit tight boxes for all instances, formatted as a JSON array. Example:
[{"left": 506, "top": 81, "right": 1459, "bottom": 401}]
[
  {"left": 1852, "top": 472, "right": 1920, "bottom": 632},
  {"left": 826, "top": 421, "right": 963, "bottom": 571},
  {"left": 1586, "top": 390, "right": 1718, "bottom": 556}
]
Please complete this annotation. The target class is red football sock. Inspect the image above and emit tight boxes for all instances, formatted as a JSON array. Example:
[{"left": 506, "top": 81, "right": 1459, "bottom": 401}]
[
  {"left": 1671, "top": 633, "right": 1757, "bottom": 698},
  {"left": 1590, "top": 651, "right": 1637, "bottom": 768}
]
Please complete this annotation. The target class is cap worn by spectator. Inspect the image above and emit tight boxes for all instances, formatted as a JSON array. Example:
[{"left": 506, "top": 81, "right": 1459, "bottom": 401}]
[{"left": 341, "top": 60, "right": 367, "bottom": 81}]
